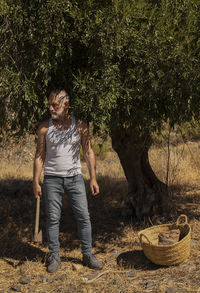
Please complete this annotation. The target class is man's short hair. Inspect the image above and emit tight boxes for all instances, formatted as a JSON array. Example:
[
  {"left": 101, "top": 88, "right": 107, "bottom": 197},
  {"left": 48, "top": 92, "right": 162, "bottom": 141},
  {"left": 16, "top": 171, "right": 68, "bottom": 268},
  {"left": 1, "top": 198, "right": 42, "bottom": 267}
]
[{"left": 49, "top": 89, "right": 69, "bottom": 102}]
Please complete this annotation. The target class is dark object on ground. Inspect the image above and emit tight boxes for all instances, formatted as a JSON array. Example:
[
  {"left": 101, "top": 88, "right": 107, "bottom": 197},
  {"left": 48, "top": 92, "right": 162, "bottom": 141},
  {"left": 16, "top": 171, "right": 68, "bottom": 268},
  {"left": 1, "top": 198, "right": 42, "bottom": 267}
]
[
  {"left": 19, "top": 276, "right": 31, "bottom": 284},
  {"left": 11, "top": 285, "right": 21, "bottom": 292}
]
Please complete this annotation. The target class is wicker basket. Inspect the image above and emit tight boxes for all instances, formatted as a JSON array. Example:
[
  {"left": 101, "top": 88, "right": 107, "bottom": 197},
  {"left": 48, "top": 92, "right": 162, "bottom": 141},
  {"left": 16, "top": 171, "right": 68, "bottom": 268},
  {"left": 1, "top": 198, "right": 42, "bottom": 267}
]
[{"left": 138, "top": 214, "right": 191, "bottom": 266}]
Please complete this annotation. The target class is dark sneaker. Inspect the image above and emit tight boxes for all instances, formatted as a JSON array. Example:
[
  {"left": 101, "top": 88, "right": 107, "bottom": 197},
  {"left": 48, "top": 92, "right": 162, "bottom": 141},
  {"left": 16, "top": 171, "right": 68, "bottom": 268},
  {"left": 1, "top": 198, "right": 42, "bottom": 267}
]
[
  {"left": 83, "top": 254, "right": 103, "bottom": 270},
  {"left": 46, "top": 253, "right": 61, "bottom": 273}
]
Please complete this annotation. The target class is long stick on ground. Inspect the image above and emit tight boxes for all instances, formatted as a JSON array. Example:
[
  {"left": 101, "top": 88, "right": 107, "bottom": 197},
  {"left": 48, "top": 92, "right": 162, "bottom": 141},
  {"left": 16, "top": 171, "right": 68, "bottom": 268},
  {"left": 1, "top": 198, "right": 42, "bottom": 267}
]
[{"left": 82, "top": 270, "right": 134, "bottom": 284}]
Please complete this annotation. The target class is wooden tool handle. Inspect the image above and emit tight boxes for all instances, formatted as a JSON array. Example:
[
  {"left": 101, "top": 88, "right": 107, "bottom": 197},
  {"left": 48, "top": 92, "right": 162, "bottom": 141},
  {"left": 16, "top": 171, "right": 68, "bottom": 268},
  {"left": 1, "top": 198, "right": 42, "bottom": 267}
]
[{"left": 34, "top": 196, "right": 40, "bottom": 234}]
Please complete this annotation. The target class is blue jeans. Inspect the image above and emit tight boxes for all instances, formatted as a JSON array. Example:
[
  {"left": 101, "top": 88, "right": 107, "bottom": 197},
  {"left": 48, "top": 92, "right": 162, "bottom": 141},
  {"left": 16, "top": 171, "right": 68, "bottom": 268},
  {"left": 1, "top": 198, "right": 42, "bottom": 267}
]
[{"left": 43, "top": 174, "right": 92, "bottom": 255}]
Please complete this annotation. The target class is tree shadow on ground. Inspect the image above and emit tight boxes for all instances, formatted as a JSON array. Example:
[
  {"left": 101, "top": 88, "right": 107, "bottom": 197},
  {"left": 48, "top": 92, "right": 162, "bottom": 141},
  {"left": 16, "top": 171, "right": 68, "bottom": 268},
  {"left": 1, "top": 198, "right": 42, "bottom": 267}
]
[
  {"left": 0, "top": 240, "right": 45, "bottom": 264},
  {"left": 117, "top": 250, "right": 160, "bottom": 271},
  {"left": 0, "top": 176, "right": 126, "bottom": 262},
  {"left": 0, "top": 177, "right": 199, "bottom": 263},
  {"left": 169, "top": 183, "right": 200, "bottom": 221}
]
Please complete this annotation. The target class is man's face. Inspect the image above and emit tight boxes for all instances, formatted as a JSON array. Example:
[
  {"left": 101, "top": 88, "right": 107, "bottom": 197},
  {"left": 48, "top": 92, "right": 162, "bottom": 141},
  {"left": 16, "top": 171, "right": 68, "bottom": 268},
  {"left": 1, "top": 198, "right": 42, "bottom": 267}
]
[{"left": 48, "top": 94, "right": 68, "bottom": 120}]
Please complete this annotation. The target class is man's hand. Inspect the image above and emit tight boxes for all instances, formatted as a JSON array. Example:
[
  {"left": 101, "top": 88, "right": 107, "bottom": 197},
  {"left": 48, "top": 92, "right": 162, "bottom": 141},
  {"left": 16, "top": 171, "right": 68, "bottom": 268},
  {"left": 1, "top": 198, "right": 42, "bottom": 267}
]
[
  {"left": 33, "top": 182, "right": 42, "bottom": 198},
  {"left": 90, "top": 178, "right": 99, "bottom": 196}
]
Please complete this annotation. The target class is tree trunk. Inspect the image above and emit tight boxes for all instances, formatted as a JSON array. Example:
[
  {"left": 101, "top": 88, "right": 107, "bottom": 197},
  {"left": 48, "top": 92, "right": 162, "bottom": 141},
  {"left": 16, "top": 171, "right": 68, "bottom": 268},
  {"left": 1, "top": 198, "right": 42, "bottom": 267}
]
[{"left": 111, "top": 129, "right": 169, "bottom": 219}]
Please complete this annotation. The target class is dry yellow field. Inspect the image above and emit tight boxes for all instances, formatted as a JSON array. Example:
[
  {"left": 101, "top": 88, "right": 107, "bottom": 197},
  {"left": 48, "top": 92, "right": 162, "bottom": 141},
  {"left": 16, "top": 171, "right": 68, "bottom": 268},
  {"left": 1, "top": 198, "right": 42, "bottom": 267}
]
[{"left": 0, "top": 136, "right": 200, "bottom": 292}]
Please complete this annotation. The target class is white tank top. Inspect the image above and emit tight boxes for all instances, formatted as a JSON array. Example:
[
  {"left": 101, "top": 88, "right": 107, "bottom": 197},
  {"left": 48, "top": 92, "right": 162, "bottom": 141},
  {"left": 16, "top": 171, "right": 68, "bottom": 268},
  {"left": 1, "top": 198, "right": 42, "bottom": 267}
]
[{"left": 44, "top": 117, "right": 82, "bottom": 177}]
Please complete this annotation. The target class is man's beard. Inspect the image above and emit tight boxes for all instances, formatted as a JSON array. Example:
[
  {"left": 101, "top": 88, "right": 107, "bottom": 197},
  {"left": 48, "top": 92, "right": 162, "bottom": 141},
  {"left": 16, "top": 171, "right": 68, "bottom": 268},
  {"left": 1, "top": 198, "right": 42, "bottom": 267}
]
[
  {"left": 51, "top": 113, "right": 60, "bottom": 120},
  {"left": 51, "top": 109, "right": 64, "bottom": 120}
]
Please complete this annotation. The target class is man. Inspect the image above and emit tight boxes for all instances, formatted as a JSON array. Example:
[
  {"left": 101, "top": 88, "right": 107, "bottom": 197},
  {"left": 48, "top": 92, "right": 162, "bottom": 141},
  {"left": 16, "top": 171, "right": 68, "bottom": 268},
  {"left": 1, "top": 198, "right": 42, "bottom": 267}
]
[{"left": 33, "top": 89, "right": 103, "bottom": 273}]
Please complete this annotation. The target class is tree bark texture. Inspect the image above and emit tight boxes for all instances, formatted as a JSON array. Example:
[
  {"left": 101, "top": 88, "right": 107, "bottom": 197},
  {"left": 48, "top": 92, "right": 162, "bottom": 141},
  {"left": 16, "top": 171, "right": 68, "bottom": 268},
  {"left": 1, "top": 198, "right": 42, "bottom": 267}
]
[{"left": 111, "top": 129, "right": 169, "bottom": 219}]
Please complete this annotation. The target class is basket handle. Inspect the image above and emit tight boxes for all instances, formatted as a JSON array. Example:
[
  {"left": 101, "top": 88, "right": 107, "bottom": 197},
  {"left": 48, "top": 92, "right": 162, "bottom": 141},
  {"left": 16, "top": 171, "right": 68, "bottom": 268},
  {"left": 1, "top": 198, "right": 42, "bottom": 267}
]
[
  {"left": 176, "top": 214, "right": 188, "bottom": 225},
  {"left": 139, "top": 233, "right": 152, "bottom": 245}
]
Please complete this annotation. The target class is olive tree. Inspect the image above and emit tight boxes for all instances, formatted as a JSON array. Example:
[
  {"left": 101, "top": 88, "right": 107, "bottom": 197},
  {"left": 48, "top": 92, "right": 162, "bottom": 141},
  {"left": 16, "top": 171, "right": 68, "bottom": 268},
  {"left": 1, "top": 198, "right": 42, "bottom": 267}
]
[{"left": 71, "top": 0, "right": 200, "bottom": 218}]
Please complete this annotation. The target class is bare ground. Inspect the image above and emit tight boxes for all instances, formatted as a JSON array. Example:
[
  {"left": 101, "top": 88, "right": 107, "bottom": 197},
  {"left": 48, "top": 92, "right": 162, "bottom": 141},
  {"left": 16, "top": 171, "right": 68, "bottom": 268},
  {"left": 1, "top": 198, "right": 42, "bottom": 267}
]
[{"left": 0, "top": 136, "right": 200, "bottom": 293}]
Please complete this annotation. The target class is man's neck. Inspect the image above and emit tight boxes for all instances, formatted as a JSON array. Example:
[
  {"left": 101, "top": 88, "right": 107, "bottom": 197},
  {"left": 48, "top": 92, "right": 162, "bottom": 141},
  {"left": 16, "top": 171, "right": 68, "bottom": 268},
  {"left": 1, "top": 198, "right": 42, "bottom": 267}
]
[{"left": 52, "top": 114, "right": 72, "bottom": 128}]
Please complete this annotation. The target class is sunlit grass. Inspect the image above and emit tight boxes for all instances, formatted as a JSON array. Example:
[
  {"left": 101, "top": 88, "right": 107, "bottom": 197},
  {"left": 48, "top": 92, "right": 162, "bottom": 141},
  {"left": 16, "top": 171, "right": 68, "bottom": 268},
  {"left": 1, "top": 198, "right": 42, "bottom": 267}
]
[
  {"left": 1, "top": 137, "right": 200, "bottom": 188},
  {"left": 150, "top": 141, "right": 200, "bottom": 187}
]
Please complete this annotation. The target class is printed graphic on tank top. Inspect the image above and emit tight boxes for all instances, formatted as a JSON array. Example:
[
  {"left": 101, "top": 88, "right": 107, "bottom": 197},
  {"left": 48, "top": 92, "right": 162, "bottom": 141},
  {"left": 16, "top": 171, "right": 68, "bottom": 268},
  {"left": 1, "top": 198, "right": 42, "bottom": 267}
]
[{"left": 44, "top": 116, "right": 82, "bottom": 177}]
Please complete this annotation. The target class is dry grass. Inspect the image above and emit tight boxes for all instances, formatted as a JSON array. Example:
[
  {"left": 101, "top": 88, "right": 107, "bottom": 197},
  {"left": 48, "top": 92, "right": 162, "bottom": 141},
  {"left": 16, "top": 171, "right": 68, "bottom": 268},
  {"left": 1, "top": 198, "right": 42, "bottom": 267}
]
[
  {"left": 150, "top": 141, "right": 200, "bottom": 187},
  {"left": 1, "top": 136, "right": 200, "bottom": 292}
]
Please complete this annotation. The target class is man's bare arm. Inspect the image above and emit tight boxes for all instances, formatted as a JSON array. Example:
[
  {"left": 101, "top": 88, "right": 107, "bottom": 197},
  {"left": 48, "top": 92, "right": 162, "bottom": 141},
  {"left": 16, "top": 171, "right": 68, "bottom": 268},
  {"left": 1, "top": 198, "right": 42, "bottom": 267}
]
[
  {"left": 78, "top": 120, "right": 99, "bottom": 196},
  {"left": 33, "top": 121, "right": 48, "bottom": 198}
]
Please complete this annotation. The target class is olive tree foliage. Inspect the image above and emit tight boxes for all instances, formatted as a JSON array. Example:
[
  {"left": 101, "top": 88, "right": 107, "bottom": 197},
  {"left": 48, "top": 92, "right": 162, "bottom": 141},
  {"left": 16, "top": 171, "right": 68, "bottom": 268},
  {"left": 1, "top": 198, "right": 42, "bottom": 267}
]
[
  {"left": 1, "top": 0, "right": 199, "bottom": 135},
  {"left": 0, "top": 0, "right": 77, "bottom": 134},
  {"left": 72, "top": 0, "right": 200, "bottom": 135}
]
